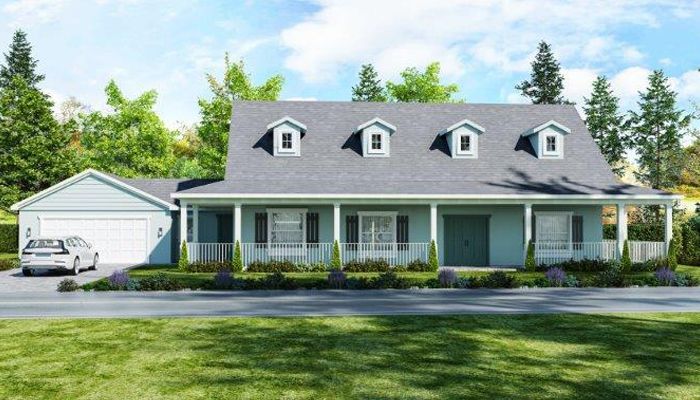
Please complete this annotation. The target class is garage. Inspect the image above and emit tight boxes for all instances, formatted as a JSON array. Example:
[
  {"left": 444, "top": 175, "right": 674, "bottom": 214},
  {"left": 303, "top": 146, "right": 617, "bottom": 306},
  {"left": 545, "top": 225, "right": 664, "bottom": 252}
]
[{"left": 10, "top": 169, "right": 178, "bottom": 265}]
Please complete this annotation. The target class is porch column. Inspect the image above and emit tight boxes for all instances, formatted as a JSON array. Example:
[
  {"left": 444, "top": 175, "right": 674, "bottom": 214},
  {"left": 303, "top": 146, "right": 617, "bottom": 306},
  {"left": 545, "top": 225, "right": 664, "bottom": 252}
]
[
  {"left": 333, "top": 203, "right": 341, "bottom": 242},
  {"left": 233, "top": 203, "right": 242, "bottom": 243},
  {"left": 192, "top": 205, "right": 199, "bottom": 243},
  {"left": 430, "top": 203, "right": 437, "bottom": 242},
  {"left": 665, "top": 203, "right": 673, "bottom": 250},
  {"left": 179, "top": 200, "right": 188, "bottom": 249},
  {"left": 523, "top": 203, "right": 532, "bottom": 257},
  {"left": 616, "top": 202, "right": 627, "bottom": 257}
]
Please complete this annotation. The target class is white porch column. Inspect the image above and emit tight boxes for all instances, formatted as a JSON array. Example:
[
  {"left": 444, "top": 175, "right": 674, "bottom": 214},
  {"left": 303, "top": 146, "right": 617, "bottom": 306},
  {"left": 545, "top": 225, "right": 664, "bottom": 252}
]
[
  {"left": 333, "top": 203, "right": 341, "bottom": 242},
  {"left": 233, "top": 203, "right": 242, "bottom": 243},
  {"left": 665, "top": 203, "right": 673, "bottom": 249},
  {"left": 616, "top": 203, "right": 627, "bottom": 257},
  {"left": 179, "top": 200, "right": 188, "bottom": 248},
  {"left": 430, "top": 203, "right": 438, "bottom": 242},
  {"left": 523, "top": 203, "right": 532, "bottom": 254},
  {"left": 192, "top": 205, "right": 199, "bottom": 243}
]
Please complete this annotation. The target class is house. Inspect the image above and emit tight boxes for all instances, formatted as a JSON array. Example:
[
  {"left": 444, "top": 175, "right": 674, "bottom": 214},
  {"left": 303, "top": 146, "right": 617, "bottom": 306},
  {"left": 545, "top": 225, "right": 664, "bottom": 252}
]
[{"left": 10, "top": 101, "right": 679, "bottom": 267}]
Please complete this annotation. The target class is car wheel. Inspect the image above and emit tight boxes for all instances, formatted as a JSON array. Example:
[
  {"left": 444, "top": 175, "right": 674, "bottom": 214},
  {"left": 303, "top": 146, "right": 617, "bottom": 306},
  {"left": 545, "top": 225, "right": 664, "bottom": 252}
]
[
  {"left": 71, "top": 258, "right": 80, "bottom": 276},
  {"left": 22, "top": 268, "right": 32, "bottom": 277},
  {"left": 90, "top": 254, "right": 99, "bottom": 270}
]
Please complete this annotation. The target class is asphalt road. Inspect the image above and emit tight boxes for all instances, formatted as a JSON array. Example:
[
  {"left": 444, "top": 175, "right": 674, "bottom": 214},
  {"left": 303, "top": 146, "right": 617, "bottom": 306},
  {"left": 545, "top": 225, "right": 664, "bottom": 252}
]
[{"left": 1, "top": 287, "right": 700, "bottom": 318}]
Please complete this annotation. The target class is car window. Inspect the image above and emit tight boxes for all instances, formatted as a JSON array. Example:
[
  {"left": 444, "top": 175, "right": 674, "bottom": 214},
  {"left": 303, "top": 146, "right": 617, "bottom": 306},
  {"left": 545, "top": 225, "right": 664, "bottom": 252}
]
[
  {"left": 65, "top": 238, "right": 75, "bottom": 247},
  {"left": 76, "top": 238, "right": 87, "bottom": 247},
  {"left": 26, "top": 240, "right": 63, "bottom": 249}
]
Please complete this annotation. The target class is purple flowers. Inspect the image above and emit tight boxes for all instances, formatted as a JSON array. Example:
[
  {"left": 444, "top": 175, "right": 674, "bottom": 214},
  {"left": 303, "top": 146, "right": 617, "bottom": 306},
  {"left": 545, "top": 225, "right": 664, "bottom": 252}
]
[
  {"left": 214, "top": 269, "right": 234, "bottom": 289},
  {"left": 655, "top": 267, "right": 676, "bottom": 286},
  {"left": 108, "top": 270, "right": 130, "bottom": 289},
  {"left": 438, "top": 268, "right": 458, "bottom": 288},
  {"left": 545, "top": 267, "right": 566, "bottom": 287},
  {"left": 327, "top": 269, "right": 346, "bottom": 289}
]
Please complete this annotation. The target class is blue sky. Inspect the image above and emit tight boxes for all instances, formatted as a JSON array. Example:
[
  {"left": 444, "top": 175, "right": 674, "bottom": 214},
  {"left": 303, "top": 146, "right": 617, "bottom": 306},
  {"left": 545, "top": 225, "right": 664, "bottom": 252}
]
[{"left": 0, "top": 0, "right": 699, "bottom": 129}]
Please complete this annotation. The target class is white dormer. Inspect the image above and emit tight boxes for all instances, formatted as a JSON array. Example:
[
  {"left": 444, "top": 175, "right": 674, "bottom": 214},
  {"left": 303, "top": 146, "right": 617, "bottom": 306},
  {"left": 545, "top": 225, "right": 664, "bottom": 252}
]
[
  {"left": 521, "top": 120, "right": 571, "bottom": 159},
  {"left": 267, "top": 116, "right": 307, "bottom": 157},
  {"left": 441, "top": 118, "right": 485, "bottom": 159},
  {"left": 355, "top": 118, "right": 396, "bottom": 157}
]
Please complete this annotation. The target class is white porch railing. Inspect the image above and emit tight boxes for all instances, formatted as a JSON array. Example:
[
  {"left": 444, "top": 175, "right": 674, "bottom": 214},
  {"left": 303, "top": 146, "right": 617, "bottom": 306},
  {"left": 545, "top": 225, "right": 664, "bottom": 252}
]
[
  {"left": 187, "top": 243, "right": 234, "bottom": 263},
  {"left": 629, "top": 241, "right": 666, "bottom": 263},
  {"left": 341, "top": 243, "right": 429, "bottom": 266},
  {"left": 241, "top": 243, "right": 334, "bottom": 265}
]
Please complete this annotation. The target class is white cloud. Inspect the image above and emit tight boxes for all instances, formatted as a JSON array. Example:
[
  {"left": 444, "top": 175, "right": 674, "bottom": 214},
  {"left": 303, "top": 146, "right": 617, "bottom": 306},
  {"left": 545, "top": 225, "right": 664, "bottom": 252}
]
[
  {"left": 3, "top": 0, "right": 67, "bottom": 26},
  {"left": 672, "top": 70, "right": 700, "bottom": 102},
  {"left": 280, "top": 0, "right": 664, "bottom": 82},
  {"left": 610, "top": 66, "right": 651, "bottom": 109},
  {"left": 562, "top": 68, "right": 599, "bottom": 106},
  {"left": 659, "top": 58, "right": 673, "bottom": 66}
]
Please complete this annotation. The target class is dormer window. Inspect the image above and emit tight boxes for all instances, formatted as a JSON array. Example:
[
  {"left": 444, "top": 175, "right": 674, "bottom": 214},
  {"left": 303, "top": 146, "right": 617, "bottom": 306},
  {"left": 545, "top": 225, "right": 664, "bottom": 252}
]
[
  {"left": 522, "top": 120, "right": 570, "bottom": 159},
  {"left": 441, "top": 118, "right": 485, "bottom": 159},
  {"left": 355, "top": 118, "right": 396, "bottom": 157},
  {"left": 267, "top": 116, "right": 306, "bottom": 157}
]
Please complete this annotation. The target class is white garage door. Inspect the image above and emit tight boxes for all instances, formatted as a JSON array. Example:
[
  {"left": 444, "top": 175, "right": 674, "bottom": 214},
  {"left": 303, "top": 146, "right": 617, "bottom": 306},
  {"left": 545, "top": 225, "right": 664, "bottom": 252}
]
[{"left": 41, "top": 217, "right": 149, "bottom": 264}]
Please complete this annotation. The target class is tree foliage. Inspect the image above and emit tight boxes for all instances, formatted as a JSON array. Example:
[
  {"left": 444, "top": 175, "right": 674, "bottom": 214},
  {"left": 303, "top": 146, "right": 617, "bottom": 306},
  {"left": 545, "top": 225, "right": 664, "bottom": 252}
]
[
  {"left": 197, "top": 55, "right": 284, "bottom": 178},
  {"left": 0, "top": 76, "right": 75, "bottom": 209},
  {"left": 386, "top": 62, "right": 460, "bottom": 103},
  {"left": 627, "top": 70, "right": 690, "bottom": 190},
  {"left": 583, "top": 76, "right": 626, "bottom": 176},
  {"left": 78, "top": 80, "right": 176, "bottom": 178},
  {"left": 351, "top": 64, "right": 386, "bottom": 102},
  {"left": 516, "top": 41, "right": 569, "bottom": 104},
  {"left": 0, "top": 30, "right": 44, "bottom": 89}
]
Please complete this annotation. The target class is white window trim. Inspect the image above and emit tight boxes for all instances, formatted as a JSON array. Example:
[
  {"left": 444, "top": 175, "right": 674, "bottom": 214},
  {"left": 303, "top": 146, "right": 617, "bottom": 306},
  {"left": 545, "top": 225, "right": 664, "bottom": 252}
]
[
  {"left": 367, "top": 132, "right": 385, "bottom": 154},
  {"left": 266, "top": 209, "right": 308, "bottom": 255},
  {"left": 455, "top": 132, "right": 476, "bottom": 157},
  {"left": 278, "top": 131, "right": 296, "bottom": 153},
  {"left": 357, "top": 211, "right": 398, "bottom": 244},
  {"left": 534, "top": 211, "right": 573, "bottom": 251}
]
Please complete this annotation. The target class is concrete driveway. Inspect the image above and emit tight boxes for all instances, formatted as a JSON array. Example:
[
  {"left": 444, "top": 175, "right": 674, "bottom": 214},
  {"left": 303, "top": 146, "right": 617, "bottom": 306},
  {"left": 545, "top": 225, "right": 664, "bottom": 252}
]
[{"left": 0, "top": 263, "right": 136, "bottom": 292}]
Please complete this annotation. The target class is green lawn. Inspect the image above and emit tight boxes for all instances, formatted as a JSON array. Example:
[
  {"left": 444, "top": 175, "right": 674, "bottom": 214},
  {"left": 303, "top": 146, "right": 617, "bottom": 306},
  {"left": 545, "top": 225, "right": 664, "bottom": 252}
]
[
  {"left": 0, "top": 253, "right": 15, "bottom": 260},
  {"left": 0, "top": 313, "right": 698, "bottom": 399}
]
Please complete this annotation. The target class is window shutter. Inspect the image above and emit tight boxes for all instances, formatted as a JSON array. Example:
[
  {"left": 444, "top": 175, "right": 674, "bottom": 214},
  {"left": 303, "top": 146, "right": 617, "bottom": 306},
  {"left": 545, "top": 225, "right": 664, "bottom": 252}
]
[
  {"left": 572, "top": 215, "right": 583, "bottom": 243},
  {"left": 306, "top": 213, "right": 319, "bottom": 243},
  {"left": 255, "top": 213, "right": 267, "bottom": 244},
  {"left": 531, "top": 214, "right": 536, "bottom": 243},
  {"left": 397, "top": 215, "right": 409, "bottom": 250},
  {"left": 346, "top": 215, "right": 358, "bottom": 244}
]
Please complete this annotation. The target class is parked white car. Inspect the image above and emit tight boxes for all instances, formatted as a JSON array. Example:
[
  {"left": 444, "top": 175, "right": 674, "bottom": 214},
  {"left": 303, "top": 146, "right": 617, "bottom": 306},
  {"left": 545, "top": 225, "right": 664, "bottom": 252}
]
[{"left": 21, "top": 236, "right": 99, "bottom": 276}]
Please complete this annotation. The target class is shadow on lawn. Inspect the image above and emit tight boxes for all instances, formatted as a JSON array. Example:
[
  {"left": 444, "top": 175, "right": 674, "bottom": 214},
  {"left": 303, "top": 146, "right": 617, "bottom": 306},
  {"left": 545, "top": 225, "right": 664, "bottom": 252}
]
[{"left": 174, "top": 314, "right": 700, "bottom": 399}]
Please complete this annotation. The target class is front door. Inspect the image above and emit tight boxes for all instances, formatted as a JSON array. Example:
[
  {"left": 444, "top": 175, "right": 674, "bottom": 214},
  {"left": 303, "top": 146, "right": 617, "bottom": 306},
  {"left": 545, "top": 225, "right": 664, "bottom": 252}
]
[{"left": 443, "top": 215, "right": 489, "bottom": 266}]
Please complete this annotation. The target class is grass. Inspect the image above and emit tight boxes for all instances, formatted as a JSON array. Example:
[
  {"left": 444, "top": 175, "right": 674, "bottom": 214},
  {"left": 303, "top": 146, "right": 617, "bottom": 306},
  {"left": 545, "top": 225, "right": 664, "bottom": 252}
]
[
  {"left": 0, "top": 253, "right": 16, "bottom": 260},
  {"left": 0, "top": 313, "right": 699, "bottom": 399}
]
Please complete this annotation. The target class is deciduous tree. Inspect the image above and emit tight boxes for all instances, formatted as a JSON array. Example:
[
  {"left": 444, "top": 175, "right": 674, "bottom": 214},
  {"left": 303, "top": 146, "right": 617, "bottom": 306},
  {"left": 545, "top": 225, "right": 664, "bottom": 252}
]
[{"left": 386, "top": 62, "right": 460, "bottom": 103}]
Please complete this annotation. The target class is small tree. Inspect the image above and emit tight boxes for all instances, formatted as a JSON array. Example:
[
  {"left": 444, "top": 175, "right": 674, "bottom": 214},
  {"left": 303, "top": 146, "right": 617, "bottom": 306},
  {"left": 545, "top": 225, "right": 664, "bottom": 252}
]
[
  {"left": 621, "top": 240, "right": 632, "bottom": 272},
  {"left": 515, "top": 41, "right": 569, "bottom": 104},
  {"left": 525, "top": 240, "right": 536, "bottom": 271},
  {"left": 330, "top": 240, "right": 342, "bottom": 270},
  {"left": 178, "top": 240, "right": 189, "bottom": 271},
  {"left": 231, "top": 240, "right": 243, "bottom": 272},
  {"left": 351, "top": 64, "right": 387, "bottom": 102},
  {"left": 428, "top": 240, "right": 439, "bottom": 271},
  {"left": 667, "top": 237, "right": 678, "bottom": 271}
]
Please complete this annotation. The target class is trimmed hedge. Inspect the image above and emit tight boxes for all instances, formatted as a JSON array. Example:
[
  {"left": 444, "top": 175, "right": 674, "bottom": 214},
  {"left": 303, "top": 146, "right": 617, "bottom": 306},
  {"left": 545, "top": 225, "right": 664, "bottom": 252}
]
[
  {"left": 603, "top": 224, "right": 663, "bottom": 241},
  {"left": 0, "top": 224, "right": 18, "bottom": 253},
  {"left": 246, "top": 260, "right": 328, "bottom": 273},
  {"left": 343, "top": 259, "right": 390, "bottom": 272}
]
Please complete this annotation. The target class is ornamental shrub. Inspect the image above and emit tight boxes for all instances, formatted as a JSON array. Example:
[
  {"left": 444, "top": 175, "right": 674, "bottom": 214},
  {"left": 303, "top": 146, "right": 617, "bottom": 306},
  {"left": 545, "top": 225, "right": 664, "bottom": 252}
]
[
  {"left": 591, "top": 262, "right": 624, "bottom": 288},
  {"left": 549, "top": 258, "right": 609, "bottom": 272},
  {"left": 0, "top": 258, "right": 18, "bottom": 271},
  {"left": 256, "top": 272, "right": 298, "bottom": 290},
  {"left": 667, "top": 237, "right": 678, "bottom": 271},
  {"left": 186, "top": 261, "right": 231, "bottom": 273},
  {"left": 680, "top": 216, "right": 700, "bottom": 265},
  {"left": 296, "top": 262, "right": 328, "bottom": 272},
  {"left": 178, "top": 241, "right": 189, "bottom": 271},
  {"left": 138, "top": 273, "right": 182, "bottom": 291},
  {"left": 343, "top": 259, "right": 390, "bottom": 272},
  {"left": 213, "top": 269, "right": 234, "bottom": 289},
  {"left": 108, "top": 270, "right": 130, "bottom": 289},
  {"left": 330, "top": 240, "right": 341, "bottom": 270},
  {"left": 545, "top": 267, "right": 566, "bottom": 287},
  {"left": 406, "top": 259, "right": 432, "bottom": 272},
  {"left": 374, "top": 270, "right": 410, "bottom": 289},
  {"left": 563, "top": 274, "right": 580, "bottom": 288},
  {"left": 428, "top": 240, "right": 439, "bottom": 271},
  {"left": 479, "top": 271, "right": 518, "bottom": 289},
  {"left": 655, "top": 267, "right": 675, "bottom": 286},
  {"left": 247, "top": 260, "right": 296, "bottom": 273},
  {"left": 57, "top": 278, "right": 80, "bottom": 292},
  {"left": 327, "top": 269, "right": 346, "bottom": 289},
  {"left": 231, "top": 241, "right": 243, "bottom": 272},
  {"left": 524, "top": 240, "right": 536, "bottom": 272},
  {"left": 620, "top": 240, "right": 632, "bottom": 273},
  {"left": 0, "top": 224, "right": 18, "bottom": 253},
  {"left": 437, "top": 268, "right": 458, "bottom": 288}
]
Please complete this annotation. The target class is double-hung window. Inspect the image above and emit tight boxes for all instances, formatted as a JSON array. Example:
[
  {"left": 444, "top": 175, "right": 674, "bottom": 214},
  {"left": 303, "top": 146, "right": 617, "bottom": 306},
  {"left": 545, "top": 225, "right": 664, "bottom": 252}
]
[
  {"left": 279, "top": 132, "right": 294, "bottom": 152},
  {"left": 268, "top": 209, "right": 307, "bottom": 255},
  {"left": 535, "top": 212, "right": 572, "bottom": 251},
  {"left": 370, "top": 133, "right": 383, "bottom": 152},
  {"left": 545, "top": 135, "right": 557, "bottom": 153},
  {"left": 460, "top": 134, "right": 471, "bottom": 152}
]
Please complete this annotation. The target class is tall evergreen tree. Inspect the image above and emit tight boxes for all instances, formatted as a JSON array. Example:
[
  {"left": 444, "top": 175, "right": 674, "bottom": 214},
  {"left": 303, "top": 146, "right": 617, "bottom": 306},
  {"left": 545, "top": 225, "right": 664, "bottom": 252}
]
[
  {"left": 0, "top": 76, "right": 74, "bottom": 209},
  {"left": 0, "top": 30, "right": 44, "bottom": 89},
  {"left": 515, "top": 41, "right": 569, "bottom": 104},
  {"left": 627, "top": 70, "right": 690, "bottom": 190},
  {"left": 386, "top": 62, "right": 460, "bottom": 103},
  {"left": 583, "top": 76, "right": 626, "bottom": 177},
  {"left": 351, "top": 64, "right": 386, "bottom": 102}
]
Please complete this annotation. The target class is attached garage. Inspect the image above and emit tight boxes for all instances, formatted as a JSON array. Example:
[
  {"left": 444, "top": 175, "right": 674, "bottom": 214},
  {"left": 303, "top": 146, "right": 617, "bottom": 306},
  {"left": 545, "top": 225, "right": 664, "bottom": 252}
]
[{"left": 10, "top": 170, "right": 178, "bottom": 265}]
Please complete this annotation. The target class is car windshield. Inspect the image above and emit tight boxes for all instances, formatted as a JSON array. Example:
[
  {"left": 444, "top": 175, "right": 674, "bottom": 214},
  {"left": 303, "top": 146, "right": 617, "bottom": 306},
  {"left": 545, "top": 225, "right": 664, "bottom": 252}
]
[{"left": 26, "top": 239, "right": 64, "bottom": 249}]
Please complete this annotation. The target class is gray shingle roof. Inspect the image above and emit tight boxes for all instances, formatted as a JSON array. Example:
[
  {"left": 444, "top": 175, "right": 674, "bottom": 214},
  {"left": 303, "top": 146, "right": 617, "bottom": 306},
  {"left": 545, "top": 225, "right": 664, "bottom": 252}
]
[
  {"left": 114, "top": 177, "right": 219, "bottom": 205},
  {"left": 177, "top": 100, "right": 669, "bottom": 197}
]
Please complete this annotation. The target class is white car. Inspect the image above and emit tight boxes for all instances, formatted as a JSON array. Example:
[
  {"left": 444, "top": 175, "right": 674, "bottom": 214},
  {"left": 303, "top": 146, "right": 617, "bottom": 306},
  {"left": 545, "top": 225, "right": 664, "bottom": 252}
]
[{"left": 21, "top": 236, "right": 99, "bottom": 276}]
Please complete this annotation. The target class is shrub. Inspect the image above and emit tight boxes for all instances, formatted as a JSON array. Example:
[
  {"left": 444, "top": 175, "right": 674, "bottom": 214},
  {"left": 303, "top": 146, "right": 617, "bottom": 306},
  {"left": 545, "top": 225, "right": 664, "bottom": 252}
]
[
  {"left": 57, "top": 278, "right": 80, "bottom": 292},
  {"left": 674, "top": 273, "right": 699, "bottom": 287},
  {"left": 296, "top": 262, "right": 328, "bottom": 273},
  {"left": 185, "top": 261, "right": 231, "bottom": 273},
  {"left": 330, "top": 240, "right": 341, "bottom": 270},
  {"left": 680, "top": 216, "right": 700, "bottom": 265},
  {"left": 621, "top": 240, "right": 632, "bottom": 272},
  {"left": 247, "top": 260, "right": 296, "bottom": 273},
  {"left": 563, "top": 274, "right": 580, "bottom": 288},
  {"left": 603, "top": 223, "right": 664, "bottom": 241},
  {"left": 480, "top": 271, "right": 518, "bottom": 289},
  {"left": 108, "top": 270, "right": 130, "bottom": 289},
  {"left": 455, "top": 277, "right": 471, "bottom": 289},
  {"left": 524, "top": 240, "right": 536, "bottom": 272},
  {"left": 138, "top": 273, "right": 182, "bottom": 291},
  {"left": 549, "top": 258, "right": 610, "bottom": 272},
  {"left": 343, "top": 259, "right": 389, "bottom": 272},
  {"left": 405, "top": 259, "right": 432, "bottom": 272},
  {"left": 631, "top": 257, "right": 668, "bottom": 272},
  {"left": 428, "top": 240, "right": 439, "bottom": 271},
  {"left": 0, "top": 258, "right": 18, "bottom": 271},
  {"left": 374, "top": 270, "right": 410, "bottom": 289},
  {"left": 327, "top": 269, "right": 346, "bottom": 289},
  {"left": 0, "top": 224, "right": 18, "bottom": 253},
  {"left": 437, "top": 268, "right": 458, "bottom": 288},
  {"left": 591, "top": 262, "right": 624, "bottom": 288},
  {"left": 392, "top": 265, "right": 407, "bottom": 272},
  {"left": 545, "top": 267, "right": 566, "bottom": 287},
  {"left": 346, "top": 276, "right": 373, "bottom": 290},
  {"left": 213, "top": 269, "right": 234, "bottom": 289},
  {"left": 655, "top": 267, "right": 675, "bottom": 286},
  {"left": 230, "top": 241, "right": 243, "bottom": 272},
  {"left": 667, "top": 237, "right": 678, "bottom": 271},
  {"left": 178, "top": 241, "right": 188, "bottom": 271},
  {"left": 255, "top": 272, "right": 298, "bottom": 290}
]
